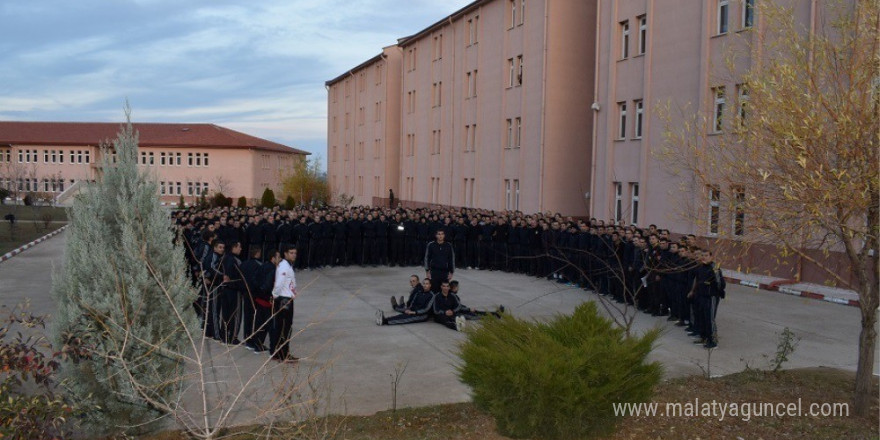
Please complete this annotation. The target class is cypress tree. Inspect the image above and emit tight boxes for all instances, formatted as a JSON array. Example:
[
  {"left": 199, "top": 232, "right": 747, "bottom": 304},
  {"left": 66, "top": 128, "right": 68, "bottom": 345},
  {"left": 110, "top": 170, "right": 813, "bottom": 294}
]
[{"left": 52, "top": 112, "right": 198, "bottom": 435}]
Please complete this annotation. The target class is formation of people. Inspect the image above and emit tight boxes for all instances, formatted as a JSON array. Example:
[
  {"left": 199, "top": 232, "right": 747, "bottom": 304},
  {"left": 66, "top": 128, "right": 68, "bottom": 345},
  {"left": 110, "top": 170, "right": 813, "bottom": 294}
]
[{"left": 174, "top": 204, "right": 726, "bottom": 360}]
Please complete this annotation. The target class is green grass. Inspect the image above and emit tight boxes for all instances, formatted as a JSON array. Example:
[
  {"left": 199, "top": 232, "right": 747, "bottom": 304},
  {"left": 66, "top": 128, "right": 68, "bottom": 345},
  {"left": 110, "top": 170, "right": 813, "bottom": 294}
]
[
  {"left": 0, "top": 222, "right": 65, "bottom": 255},
  {"left": 0, "top": 204, "right": 68, "bottom": 222}
]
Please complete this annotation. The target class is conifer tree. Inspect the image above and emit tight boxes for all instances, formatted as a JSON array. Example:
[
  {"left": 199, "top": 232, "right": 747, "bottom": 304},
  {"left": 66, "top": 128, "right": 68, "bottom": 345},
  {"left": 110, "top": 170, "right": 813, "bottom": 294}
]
[{"left": 52, "top": 110, "right": 198, "bottom": 434}]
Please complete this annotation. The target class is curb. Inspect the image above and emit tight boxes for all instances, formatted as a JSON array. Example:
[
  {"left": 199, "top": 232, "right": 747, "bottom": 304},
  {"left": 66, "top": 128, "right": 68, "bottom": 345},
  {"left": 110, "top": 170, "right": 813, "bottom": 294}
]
[
  {"left": 724, "top": 275, "right": 860, "bottom": 308},
  {"left": 0, "top": 225, "right": 67, "bottom": 264}
]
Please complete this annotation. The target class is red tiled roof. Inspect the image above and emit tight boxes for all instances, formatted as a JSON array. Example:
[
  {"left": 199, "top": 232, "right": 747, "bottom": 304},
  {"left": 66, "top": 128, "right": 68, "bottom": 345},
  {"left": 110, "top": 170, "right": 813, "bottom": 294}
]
[{"left": 0, "top": 121, "right": 309, "bottom": 155}]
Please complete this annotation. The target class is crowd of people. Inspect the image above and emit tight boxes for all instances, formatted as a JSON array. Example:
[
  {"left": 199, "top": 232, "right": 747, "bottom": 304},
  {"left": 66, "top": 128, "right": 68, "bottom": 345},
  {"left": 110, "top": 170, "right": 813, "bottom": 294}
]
[{"left": 174, "top": 203, "right": 726, "bottom": 362}]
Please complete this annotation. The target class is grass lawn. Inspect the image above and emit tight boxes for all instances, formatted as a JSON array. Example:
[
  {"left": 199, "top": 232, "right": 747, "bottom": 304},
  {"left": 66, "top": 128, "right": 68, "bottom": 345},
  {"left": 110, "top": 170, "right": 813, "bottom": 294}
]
[
  {"left": 0, "top": 222, "right": 65, "bottom": 255},
  {"left": 0, "top": 204, "right": 68, "bottom": 222},
  {"left": 141, "top": 368, "right": 878, "bottom": 440}
]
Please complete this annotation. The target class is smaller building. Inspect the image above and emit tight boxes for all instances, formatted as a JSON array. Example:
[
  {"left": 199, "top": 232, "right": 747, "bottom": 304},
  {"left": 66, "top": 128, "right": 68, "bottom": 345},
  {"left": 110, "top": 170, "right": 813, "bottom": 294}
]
[{"left": 0, "top": 121, "right": 308, "bottom": 205}]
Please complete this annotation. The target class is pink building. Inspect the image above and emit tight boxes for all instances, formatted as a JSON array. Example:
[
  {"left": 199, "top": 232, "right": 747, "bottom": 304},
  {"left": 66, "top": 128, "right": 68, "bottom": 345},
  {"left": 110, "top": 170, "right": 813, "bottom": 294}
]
[
  {"left": 327, "top": 0, "right": 597, "bottom": 215},
  {"left": 0, "top": 122, "right": 308, "bottom": 205},
  {"left": 326, "top": 46, "right": 403, "bottom": 206}
]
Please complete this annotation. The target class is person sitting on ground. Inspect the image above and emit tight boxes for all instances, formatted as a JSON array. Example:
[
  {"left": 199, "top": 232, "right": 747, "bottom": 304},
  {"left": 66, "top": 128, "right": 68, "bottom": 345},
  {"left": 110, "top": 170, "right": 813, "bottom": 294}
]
[
  {"left": 433, "top": 280, "right": 468, "bottom": 332},
  {"left": 449, "top": 280, "right": 504, "bottom": 320},
  {"left": 376, "top": 278, "right": 435, "bottom": 326},
  {"left": 391, "top": 275, "right": 422, "bottom": 313}
]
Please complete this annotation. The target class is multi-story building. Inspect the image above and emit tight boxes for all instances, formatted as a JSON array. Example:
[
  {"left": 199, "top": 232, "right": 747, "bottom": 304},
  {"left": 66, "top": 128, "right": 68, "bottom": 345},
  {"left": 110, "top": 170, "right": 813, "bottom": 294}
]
[
  {"left": 326, "top": 45, "right": 403, "bottom": 206},
  {"left": 327, "top": 0, "right": 598, "bottom": 214},
  {"left": 0, "top": 121, "right": 308, "bottom": 205}
]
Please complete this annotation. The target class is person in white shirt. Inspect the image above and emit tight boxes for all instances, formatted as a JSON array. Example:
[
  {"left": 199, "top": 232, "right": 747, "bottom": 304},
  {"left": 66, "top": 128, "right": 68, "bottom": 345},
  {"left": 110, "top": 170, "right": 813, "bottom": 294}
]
[{"left": 270, "top": 246, "right": 298, "bottom": 363}]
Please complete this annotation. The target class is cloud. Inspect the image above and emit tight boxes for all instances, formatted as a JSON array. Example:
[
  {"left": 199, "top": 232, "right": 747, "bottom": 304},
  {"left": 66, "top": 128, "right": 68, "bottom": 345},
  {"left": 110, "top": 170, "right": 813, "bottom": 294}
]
[{"left": 0, "top": 0, "right": 474, "bottom": 168}]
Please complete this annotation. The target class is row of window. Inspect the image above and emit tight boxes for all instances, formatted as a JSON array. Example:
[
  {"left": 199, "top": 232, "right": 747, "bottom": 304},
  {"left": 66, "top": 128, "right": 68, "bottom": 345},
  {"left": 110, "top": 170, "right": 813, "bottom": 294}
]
[
  {"left": 2, "top": 149, "right": 92, "bottom": 165},
  {"left": 159, "top": 181, "right": 209, "bottom": 196},
  {"left": 619, "top": 15, "right": 648, "bottom": 59},
  {"left": 139, "top": 151, "right": 209, "bottom": 167},
  {"left": 1, "top": 177, "right": 77, "bottom": 193},
  {"left": 718, "top": 0, "right": 755, "bottom": 35}
]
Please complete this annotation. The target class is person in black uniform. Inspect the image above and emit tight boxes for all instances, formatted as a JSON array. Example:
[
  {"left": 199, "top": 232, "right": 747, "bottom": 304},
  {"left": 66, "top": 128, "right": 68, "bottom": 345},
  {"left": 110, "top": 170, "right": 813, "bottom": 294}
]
[
  {"left": 362, "top": 214, "right": 377, "bottom": 266},
  {"left": 307, "top": 215, "right": 323, "bottom": 269},
  {"left": 405, "top": 215, "right": 419, "bottom": 265},
  {"left": 331, "top": 215, "right": 347, "bottom": 266},
  {"left": 391, "top": 275, "right": 422, "bottom": 312},
  {"left": 347, "top": 214, "right": 363, "bottom": 266},
  {"left": 246, "top": 217, "right": 264, "bottom": 262},
  {"left": 376, "top": 278, "right": 435, "bottom": 326},
  {"left": 466, "top": 217, "right": 481, "bottom": 269},
  {"left": 376, "top": 214, "right": 390, "bottom": 265},
  {"left": 479, "top": 218, "right": 494, "bottom": 270},
  {"left": 239, "top": 247, "right": 265, "bottom": 351},
  {"left": 691, "top": 249, "right": 725, "bottom": 348},
  {"left": 432, "top": 280, "right": 466, "bottom": 331},
  {"left": 219, "top": 240, "right": 243, "bottom": 344},
  {"left": 452, "top": 217, "right": 468, "bottom": 270},
  {"left": 261, "top": 215, "right": 278, "bottom": 258},
  {"left": 424, "top": 229, "right": 455, "bottom": 293},
  {"left": 390, "top": 214, "right": 406, "bottom": 266},
  {"left": 277, "top": 218, "right": 294, "bottom": 255},
  {"left": 201, "top": 239, "right": 227, "bottom": 340},
  {"left": 294, "top": 216, "right": 310, "bottom": 269}
]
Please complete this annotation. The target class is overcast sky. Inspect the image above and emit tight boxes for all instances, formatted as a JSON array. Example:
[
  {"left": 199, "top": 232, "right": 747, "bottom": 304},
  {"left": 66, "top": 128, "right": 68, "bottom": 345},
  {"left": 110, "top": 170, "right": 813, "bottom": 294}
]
[{"left": 0, "top": 0, "right": 472, "bottom": 164}]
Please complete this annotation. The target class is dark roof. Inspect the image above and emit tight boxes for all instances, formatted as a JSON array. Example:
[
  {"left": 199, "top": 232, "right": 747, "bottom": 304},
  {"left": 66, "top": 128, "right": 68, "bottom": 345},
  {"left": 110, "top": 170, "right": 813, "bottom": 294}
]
[
  {"left": 326, "top": 52, "right": 386, "bottom": 87},
  {"left": 397, "top": 0, "right": 487, "bottom": 47},
  {"left": 0, "top": 121, "right": 309, "bottom": 155}
]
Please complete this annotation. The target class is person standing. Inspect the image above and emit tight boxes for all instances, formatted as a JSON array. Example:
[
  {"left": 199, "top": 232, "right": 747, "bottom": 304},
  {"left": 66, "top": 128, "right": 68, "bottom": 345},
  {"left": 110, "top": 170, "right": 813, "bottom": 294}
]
[
  {"left": 270, "top": 246, "right": 299, "bottom": 363},
  {"left": 424, "top": 229, "right": 455, "bottom": 294}
]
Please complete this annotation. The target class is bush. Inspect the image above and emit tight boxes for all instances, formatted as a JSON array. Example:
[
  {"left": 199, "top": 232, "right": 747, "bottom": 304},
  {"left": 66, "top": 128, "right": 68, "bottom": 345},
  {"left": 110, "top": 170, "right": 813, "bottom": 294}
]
[
  {"left": 23, "top": 193, "right": 34, "bottom": 206},
  {"left": 212, "top": 192, "right": 232, "bottom": 208},
  {"left": 458, "top": 302, "right": 662, "bottom": 440},
  {"left": 260, "top": 188, "right": 276, "bottom": 208},
  {"left": 237, "top": 196, "right": 247, "bottom": 208},
  {"left": 284, "top": 195, "right": 296, "bottom": 210}
]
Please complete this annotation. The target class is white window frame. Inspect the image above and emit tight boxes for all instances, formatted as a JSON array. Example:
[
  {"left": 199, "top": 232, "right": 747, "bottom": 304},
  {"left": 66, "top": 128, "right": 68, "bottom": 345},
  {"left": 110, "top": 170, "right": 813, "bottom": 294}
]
[
  {"left": 506, "top": 119, "right": 513, "bottom": 149},
  {"left": 515, "top": 55, "right": 523, "bottom": 85},
  {"left": 742, "top": 0, "right": 755, "bottom": 29},
  {"left": 508, "top": 58, "right": 515, "bottom": 87},
  {"left": 505, "top": 179, "right": 512, "bottom": 210},
  {"left": 634, "top": 100, "right": 644, "bottom": 138},
  {"left": 713, "top": 86, "right": 726, "bottom": 133},
  {"left": 509, "top": 0, "right": 517, "bottom": 29},
  {"left": 618, "top": 102, "right": 627, "bottom": 139},
  {"left": 718, "top": 0, "right": 729, "bottom": 34},
  {"left": 620, "top": 21, "right": 630, "bottom": 59},
  {"left": 614, "top": 182, "right": 623, "bottom": 222},
  {"left": 638, "top": 15, "right": 647, "bottom": 55},
  {"left": 630, "top": 183, "right": 640, "bottom": 225},
  {"left": 514, "top": 117, "right": 522, "bottom": 148},
  {"left": 708, "top": 185, "right": 721, "bottom": 235},
  {"left": 514, "top": 179, "right": 520, "bottom": 211}
]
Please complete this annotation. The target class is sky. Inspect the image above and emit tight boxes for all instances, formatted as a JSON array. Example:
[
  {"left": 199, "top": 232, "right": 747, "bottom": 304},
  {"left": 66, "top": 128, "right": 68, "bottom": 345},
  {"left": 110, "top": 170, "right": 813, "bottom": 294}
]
[{"left": 0, "top": 0, "right": 472, "bottom": 166}]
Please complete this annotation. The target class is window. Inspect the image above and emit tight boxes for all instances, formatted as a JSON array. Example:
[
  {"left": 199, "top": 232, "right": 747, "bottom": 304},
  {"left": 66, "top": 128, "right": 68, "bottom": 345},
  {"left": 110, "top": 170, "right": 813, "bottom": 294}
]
[
  {"left": 77, "top": 151, "right": 83, "bottom": 164},
  {"left": 431, "top": 130, "right": 441, "bottom": 155},
  {"left": 708, "top": 185, "right": 721, "bottom": 235},
  {"left": 160, "top": 152, "right": 166, "bottom": 166},
  {"left": 467, "top": 15, "right": 479, "bottom": 45},
  {"left": 430, "top": 177, "right": 440, "bottom": 203},
  {"left": 614, "top": 182, "right": 623, "bottom": 222},
  {"left": 58, "top": 151, "right": 63, "bottom": 164},
  {"left": 149, "top": 152, "right": 154, "bottom": 165},
  {"left": 713, "top": 86, "right": 726, "bottom": 133},
  {"left": 203, "top": 153, "right": 209, "bottom": 167},
  {"left": 375, "top": 63, "right": 383, "bottom": 85},
  {"left": 737, "top": 83, "right": 749, "bottom": 125},
  {"left": 733, "top": 186, "right": 745, "bottom": 236},
  {"left": 466, "top": 70, "right": 478, "bottom": 98},
  {"left": 620, "top": 21, "right": 630, "bottom": 59},
  {"left": 407, "top": 47, "right": 418, "bottom": 71},
  {"left": 508, "top": 58, "right": 515, "bottom": 87},
  {"left": 188, "top": 152, "right": 194, "bottom": 166},
  {"left": 506, "top": 119, "right": 514, "bottom": 148},
  {"left": 742, "top": 0, "right": 755, "bottom": 28},
  {"left": 618, "top": 102, "right": 627, "bottom": 139},
  {"left": 187, "top": 181, "right": 194, "bottom": 196},
  {"left": 509, "top": 0, "right": 517, "bottom": 28},
  {"left": 69, "top": 151, "right": 74, "bottom": 163},
  {"left": 471, "top": 70, "right": 478, "bottom": 97},
  {"left": 638, "top": 15, "right": 647, "bottom": 55},
  {"left": 17, "top": 150, "right": 22, "bottom": 163},
  {"left": 634, "top": 100, "right": 644, "bottom": 138},
  {"left": 465, "top": 124, "right": 477, "bottom": 152},
  {"left": 718, "top": 0, "right": 729, "bottom": 34},
  {"left": 514, "top": 179, "right": 520, "bottom": 210},
  {"left": 516, "top": 55, "right": 523, "bottom": 85},
  {"left": 202, "top": 182, "right": 209, "bottom": 195},
  {"left": 196, "top": 153, "right": 202, "bottom": 167},
  {"left": 432, "top": 82, "right": 442, "bottom": 107},
  {"left": 375, "top": 101, "right": 381, "bottom": 121},
  {"left": 44, "top": 150, "right": 49, "bottom": 163},
  {"left": 519, "top": 0, "right": 525, "bottom": 25},
  {"left": 160, "top": 181, "right": 166, "bottom": 195},
  {"left": 433, "top": 34, "right": 443, "bottom": 60},
  {"left": 505, "top": 179, "right": 512, "bottom": 210},
  {"left": 176, "top": 152, "right": 181, "bottom": 166},
  {"left": 85, "top": 151, "right": 91, "bottom": 164},
  {"left": 514, "top": 117, "right": 522, "bottom": 148},
  {"left": 358, "top": 72, "right": 365, "bottom": 92},
  {"left": 630, "top": 183, "right": 640, "bottom": 225},
  {"left": 50, "top": 150, "right": 56, "bottom": 163}
]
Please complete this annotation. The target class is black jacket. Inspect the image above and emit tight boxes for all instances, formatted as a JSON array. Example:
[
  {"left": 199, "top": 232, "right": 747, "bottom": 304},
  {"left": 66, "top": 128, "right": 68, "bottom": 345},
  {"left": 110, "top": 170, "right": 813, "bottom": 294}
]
[{"left": 424, "top": 241, "right": 455, "bottom": 272}]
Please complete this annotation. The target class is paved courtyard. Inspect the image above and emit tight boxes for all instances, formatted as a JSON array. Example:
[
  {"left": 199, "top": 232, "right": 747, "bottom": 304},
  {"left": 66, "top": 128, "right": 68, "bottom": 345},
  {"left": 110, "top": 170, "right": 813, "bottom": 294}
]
[{"left": 0, "top": 231, "right": 875, "bottom": 427}]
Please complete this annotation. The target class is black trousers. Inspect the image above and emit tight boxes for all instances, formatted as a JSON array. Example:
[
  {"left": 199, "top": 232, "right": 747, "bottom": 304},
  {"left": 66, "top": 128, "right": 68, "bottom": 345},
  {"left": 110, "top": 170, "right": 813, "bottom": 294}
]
[
  {"left": 454, "top": 241, "right": 467, "bottom": 268},
  {"left": 218, "top": 288, "right": 240, "bottom": 343},
  {"left": 390, "top": 238, "right": 404, "bottom": 265},
  {"left": 331, "top": 239, "right": 346, "bottom": 265},
  {"left": 434, "top": 313, "right": 459, "bottom": 330},
  {"left": 466, "top": 241, "right": 479, "bottom": 269},
  {"left": 429, "top": 269, "right": 449, "bottom": 293},
  {"left": 270, "top": 297, "right": 294, "bottom": 359},
  {"left": 242, "top": 297, "right": 271, "bottom": 347},
  {"left": 347, "top": 238, "right": 363, "bottom": 265},
  {"left": 385, "top": 312, "right": 430, "bottom": 325},
  {"left": 296, "top": 240, "right": 310, "bottom": 269}
]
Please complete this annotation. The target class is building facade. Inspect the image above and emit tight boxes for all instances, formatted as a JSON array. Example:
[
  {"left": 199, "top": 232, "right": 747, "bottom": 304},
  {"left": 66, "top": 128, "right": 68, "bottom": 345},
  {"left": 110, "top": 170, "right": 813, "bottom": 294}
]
[
  {"left": 0, "top": 122, "right": 308, "bottom": 205},
  {"left": 326, "top": 46, "right": 403, "bottom": 206},
  {"left": 327, "top": 0, "right": 597, "bottom": 215}
]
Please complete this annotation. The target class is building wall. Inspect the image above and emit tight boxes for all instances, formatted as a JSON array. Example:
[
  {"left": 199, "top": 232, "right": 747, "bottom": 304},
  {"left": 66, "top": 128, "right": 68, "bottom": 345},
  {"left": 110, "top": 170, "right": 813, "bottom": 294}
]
[
  {"left": 592, "top": 0, "right": 820, "bottom": 236},
  {"left": 0, "top": 144, "right": 299, "bottom": 204},
  {"left": 393, "top": 0, "right": 596, "bottom": 215},
  {"left": 327, "top": 46, "right": 403, "bottom": 206}
]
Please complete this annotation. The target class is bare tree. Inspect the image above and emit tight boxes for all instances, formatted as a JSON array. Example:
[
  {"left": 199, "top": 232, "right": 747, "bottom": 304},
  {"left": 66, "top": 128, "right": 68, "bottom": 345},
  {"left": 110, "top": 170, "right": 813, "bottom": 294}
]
[{"left": 658, "top": 0, "right": 878, "bottom": 416}]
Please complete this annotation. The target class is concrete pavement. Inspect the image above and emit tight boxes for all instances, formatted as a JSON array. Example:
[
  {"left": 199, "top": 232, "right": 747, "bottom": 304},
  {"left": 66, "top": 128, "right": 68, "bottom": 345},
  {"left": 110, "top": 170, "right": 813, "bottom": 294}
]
[{"left": 0, "top": 230, "right": 876, "bottom": 428}]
